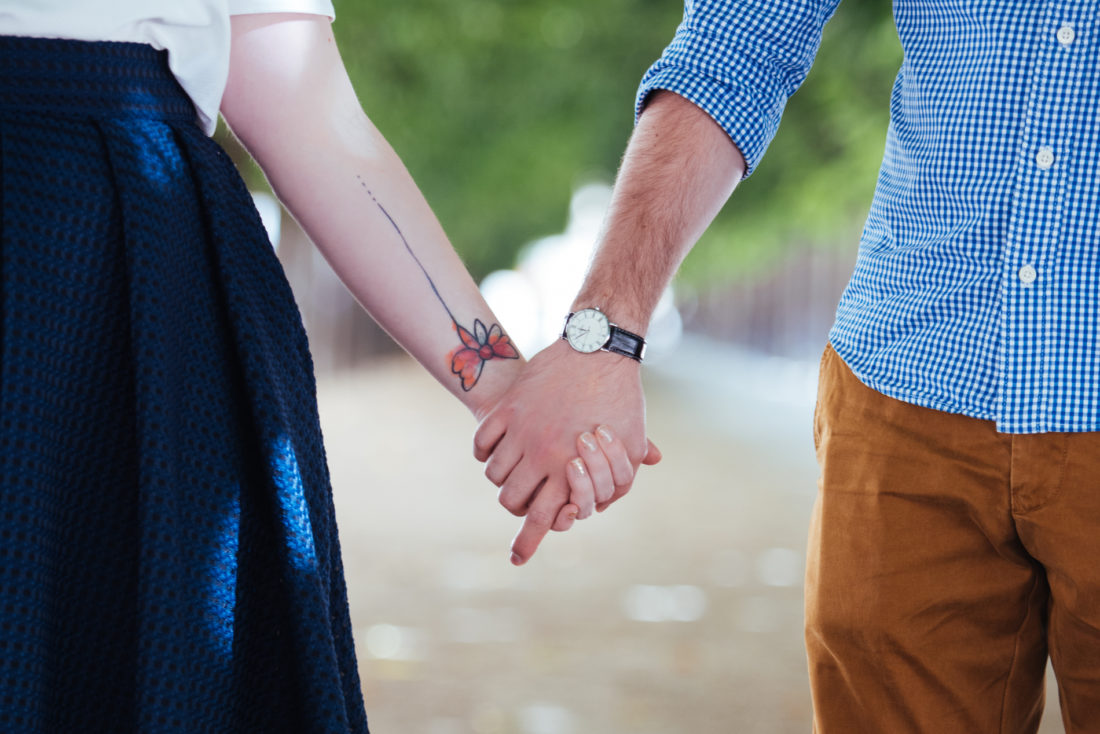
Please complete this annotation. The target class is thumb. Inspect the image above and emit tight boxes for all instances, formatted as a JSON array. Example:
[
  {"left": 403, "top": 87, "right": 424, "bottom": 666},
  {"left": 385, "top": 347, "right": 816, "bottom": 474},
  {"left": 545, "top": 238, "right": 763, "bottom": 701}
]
[{"left": 642, "top": 438, "right": 662, "bottom": 465}]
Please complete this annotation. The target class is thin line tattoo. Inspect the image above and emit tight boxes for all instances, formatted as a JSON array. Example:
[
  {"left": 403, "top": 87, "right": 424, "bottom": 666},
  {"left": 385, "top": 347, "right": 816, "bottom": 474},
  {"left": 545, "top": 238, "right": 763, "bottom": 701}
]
[{"left": 358, "top": 176, "right": 518, "bottom": 391}]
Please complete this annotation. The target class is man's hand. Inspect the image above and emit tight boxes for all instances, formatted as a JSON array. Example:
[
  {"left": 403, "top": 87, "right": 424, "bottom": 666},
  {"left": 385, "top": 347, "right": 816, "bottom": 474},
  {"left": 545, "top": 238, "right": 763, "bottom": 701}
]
[
  {"left": 472, "top": 92, "right": 740, "bottom": 566},
  {"left": 474, "top": 339, "right": 659, "bottom": 565}
]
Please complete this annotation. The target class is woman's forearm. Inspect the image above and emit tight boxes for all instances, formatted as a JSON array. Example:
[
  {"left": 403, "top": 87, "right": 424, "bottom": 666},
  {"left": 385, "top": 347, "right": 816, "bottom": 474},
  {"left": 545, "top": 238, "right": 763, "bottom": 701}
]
[{"left": 221, "top": 13, "right": 521, "bottom": 416}]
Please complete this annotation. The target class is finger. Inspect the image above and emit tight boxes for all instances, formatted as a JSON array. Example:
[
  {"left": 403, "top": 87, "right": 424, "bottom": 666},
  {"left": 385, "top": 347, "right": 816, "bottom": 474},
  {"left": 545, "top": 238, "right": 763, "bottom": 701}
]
[
  {"left": 473, "top": 410, "right": 507, "bottom": 463},
  {"left": 510, "top": 479, "right": 569, "bottom": 565},
  {"left": 497, "top": 464, "right": 544, "bottom": 517},
  {"left": 595, "top": 480, "right": 634, "bottom": 514},
  {"left": 577, "top": 431, "right": 615, "bottom": 505},
  {"left": 595, "top": 425, "right": 635, "bottom": 488},
  {"left": 551, "top": 502, "right": 580, "bottom": 532},
  {"left": 484, "top": 441, "right": 522, "bottom": 487},
  {"left": 564, "top": 458, "right": 596, "bottom": 519},
  {"left": 642, "top": 438, "right": 662, "bottom": 465},
  {"left": 594, "top": 439, "right": 659, "bottom": 513}
]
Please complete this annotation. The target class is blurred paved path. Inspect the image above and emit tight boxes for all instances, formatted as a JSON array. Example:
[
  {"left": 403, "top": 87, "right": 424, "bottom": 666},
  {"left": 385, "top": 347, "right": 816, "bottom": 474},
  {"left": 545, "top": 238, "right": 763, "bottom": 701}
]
[{"left": 318, "top": 338, "right": 1064, "bottom": 734}]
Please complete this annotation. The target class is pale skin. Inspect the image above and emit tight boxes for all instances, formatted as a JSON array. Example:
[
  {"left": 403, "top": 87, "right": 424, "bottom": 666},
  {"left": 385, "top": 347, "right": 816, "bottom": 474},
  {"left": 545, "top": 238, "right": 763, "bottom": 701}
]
[
  {"left": 221, "top": 13, "right": 623, "bottom": 548},
  {"left": 475, "top": 90, "right": 747, "bottom": 565}
]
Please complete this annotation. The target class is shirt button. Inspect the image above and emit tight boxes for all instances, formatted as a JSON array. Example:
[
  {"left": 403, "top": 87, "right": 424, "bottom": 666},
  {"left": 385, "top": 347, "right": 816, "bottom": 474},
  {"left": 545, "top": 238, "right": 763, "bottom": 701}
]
[
  {"left": 1036, "top": 147, "right": 1055, "bottom": 170},
  {"left": 1019, "top": 264, "right": 1038, "bottom": 285},
  {"left": 1057, "top": 24, "right": 1076, "bottom": 46}
]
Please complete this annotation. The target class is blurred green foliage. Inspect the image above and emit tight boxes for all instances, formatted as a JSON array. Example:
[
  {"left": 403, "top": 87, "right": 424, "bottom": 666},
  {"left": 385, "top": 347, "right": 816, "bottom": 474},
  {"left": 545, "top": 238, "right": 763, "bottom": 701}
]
[{"left": 323, "top": 1, "right": 901, "bottom": 285}]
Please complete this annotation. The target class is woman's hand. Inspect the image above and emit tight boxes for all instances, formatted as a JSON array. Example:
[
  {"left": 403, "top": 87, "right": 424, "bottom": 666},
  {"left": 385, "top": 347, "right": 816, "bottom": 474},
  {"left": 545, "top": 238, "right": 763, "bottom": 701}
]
[{"left": 566, "top": 426, "right": 661, "bottom": 519}]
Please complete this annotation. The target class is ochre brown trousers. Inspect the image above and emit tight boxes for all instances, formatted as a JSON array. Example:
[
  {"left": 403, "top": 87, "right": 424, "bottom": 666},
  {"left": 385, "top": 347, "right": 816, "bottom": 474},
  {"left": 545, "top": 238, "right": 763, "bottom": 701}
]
[{"left": 807, "top": 345, "right": 1100, "bottom": 733}]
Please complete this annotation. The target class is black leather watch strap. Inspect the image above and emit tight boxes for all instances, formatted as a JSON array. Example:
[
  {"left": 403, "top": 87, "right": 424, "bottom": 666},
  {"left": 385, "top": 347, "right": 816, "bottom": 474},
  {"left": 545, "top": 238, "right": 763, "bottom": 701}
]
[
  {"left": 606, "top": 325, "right": 646, "bottom": 362},
  {"left": 561, "top": 310, "right": 647, "bottom": 362}
]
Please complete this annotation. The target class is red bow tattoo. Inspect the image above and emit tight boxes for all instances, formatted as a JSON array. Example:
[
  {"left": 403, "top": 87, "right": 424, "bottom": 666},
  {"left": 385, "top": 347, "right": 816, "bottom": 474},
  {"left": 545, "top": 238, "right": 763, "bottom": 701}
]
[{"left": 450, "top": 319, "right": 520, "bottom": 391}]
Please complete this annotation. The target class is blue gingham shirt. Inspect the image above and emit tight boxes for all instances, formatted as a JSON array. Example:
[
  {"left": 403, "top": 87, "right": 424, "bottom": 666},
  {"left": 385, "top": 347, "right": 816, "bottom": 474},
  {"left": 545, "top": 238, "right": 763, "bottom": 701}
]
[{"left": 639, "top": 1, "right": 1100, "bottom": 433}]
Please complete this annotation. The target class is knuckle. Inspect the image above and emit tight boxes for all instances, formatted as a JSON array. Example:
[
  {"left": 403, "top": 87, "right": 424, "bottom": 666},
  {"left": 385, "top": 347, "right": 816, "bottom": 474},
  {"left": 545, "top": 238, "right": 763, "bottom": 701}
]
[
  {"left": 497, "top": 490, "right": 527, "bottom": 517},
  {"left": 484, "top": 463, "right": 504, "bottom": 487},
  {"left": 473, "top": 435, "right": 495, "bottom": 457}
]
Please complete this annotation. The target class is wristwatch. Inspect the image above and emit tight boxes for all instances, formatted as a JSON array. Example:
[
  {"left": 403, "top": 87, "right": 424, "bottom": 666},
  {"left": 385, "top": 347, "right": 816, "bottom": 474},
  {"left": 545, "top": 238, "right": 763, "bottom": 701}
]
[{"left": 561, "top": 308, "right": 647, "bottom": 362}]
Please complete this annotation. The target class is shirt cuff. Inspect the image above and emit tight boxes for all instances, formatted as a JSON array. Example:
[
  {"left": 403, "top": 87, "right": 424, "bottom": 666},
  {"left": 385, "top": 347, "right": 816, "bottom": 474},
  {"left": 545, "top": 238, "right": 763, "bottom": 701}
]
[{"left": 635, "top": 31, "right": 798, "bottom": 178}]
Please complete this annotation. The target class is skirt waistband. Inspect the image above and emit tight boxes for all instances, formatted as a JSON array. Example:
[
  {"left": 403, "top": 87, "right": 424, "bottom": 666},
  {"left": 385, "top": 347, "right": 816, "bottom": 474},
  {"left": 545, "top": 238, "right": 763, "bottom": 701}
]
[{"left": 0, "top": 36, "right": 196, "bottom": 123}]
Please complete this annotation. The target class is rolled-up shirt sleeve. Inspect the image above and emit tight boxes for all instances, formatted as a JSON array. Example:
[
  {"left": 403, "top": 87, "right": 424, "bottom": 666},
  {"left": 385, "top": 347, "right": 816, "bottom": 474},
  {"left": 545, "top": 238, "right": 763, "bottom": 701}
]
[
  {"left": 636, "top": 0, "right": 841, "bottom": 176},
  {"left": 228, "top": 0, "right": 335, "bottom": 19}
]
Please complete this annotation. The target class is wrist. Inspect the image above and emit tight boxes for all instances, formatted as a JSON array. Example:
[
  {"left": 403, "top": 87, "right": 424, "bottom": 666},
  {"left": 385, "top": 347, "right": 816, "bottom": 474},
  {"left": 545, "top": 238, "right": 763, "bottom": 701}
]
[
  {"left": 569, "top": 297, "right": 649, "bottom": 336},
  {"left": 561, "top": 306, "right": 648, "bottom": 362},
  {"left": 463, "top": 355, "right": 525, "bottom": 422}
]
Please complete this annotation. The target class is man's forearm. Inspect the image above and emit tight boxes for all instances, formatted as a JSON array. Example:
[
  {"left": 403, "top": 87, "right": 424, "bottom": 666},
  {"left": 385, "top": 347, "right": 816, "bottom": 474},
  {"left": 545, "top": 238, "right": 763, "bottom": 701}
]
[{"left": 573, "top": 90, "right": 746, "bottom": 332}]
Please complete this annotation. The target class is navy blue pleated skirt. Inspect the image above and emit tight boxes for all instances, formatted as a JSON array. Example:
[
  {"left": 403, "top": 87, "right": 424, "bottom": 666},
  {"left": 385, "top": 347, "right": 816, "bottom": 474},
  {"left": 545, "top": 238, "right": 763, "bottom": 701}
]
[{"left": 0, "top": 37, "right": 368, "bottom": 733}]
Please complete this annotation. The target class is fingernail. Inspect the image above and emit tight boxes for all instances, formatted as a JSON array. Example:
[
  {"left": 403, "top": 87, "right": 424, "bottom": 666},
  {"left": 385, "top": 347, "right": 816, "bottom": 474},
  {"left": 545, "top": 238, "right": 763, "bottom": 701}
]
[
  {"left": 510, "top": 552, "right": 524, "bottom": 566},
  {"left": 597, "top": 425, "right": 614, "bottom": 443},
  {"left": 580, "top": 433, "right": 598, "bottom": 452},
  {"left": 569, "top": 457, "right": 587, "bottom": 476}
]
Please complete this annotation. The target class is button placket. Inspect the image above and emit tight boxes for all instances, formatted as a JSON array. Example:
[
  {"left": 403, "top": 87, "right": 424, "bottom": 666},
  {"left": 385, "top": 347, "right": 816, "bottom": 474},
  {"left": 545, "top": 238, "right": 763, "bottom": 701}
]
[{"left": 997, "top": 9, "right": 1085, "bottom": 428}]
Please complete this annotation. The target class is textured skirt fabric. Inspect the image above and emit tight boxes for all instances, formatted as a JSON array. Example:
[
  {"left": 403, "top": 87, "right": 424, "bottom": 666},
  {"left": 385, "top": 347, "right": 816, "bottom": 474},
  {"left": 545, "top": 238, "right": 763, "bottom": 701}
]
[{"left": 0, "top": 37, "right": 368, "bottom": 733}]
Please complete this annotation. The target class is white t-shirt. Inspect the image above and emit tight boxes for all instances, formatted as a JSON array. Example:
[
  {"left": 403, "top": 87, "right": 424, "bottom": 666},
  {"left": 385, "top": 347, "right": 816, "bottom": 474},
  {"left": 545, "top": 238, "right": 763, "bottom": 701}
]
[{"left": 0, "top": 0, "right": 336, "bottom": 134}]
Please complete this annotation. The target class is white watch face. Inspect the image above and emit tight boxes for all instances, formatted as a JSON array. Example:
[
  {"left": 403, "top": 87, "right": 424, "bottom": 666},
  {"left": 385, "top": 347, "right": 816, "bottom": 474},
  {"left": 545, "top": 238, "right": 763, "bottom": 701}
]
[{"left": 565, "top": 308, "right": 611, "bottom": 353}]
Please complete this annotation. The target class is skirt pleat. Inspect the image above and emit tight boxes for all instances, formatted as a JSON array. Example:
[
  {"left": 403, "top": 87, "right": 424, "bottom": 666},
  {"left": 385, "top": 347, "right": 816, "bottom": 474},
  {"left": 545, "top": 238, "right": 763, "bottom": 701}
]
[{"left": 0, "top": 37, "right": 367, "bottom": 734}]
